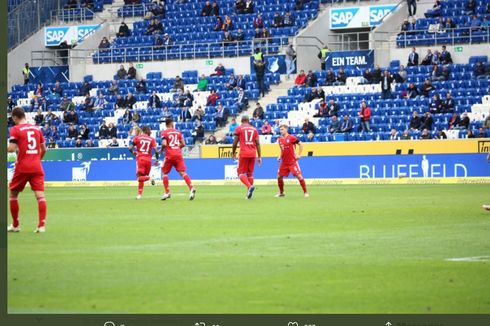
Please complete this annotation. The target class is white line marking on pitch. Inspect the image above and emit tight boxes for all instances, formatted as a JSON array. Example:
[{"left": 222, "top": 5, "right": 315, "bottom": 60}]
[{"left": 445, "top": 256, "right": 490, "bottom": 262}]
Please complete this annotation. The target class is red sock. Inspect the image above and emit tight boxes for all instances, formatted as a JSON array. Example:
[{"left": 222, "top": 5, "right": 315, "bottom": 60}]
[
  {"left": 9, "top": 197, "right": 19, "bottom": 228},
  {"left": 138, "top": 181, "right": 144, "bottom": 195},
  {"left": 299, "top": 178, "right": 308, "bottom": 193},
  {"left": 163, "top": 175, "right": 170, "bottom": 194},
  {"left": 248, "top": 176, "right": 254, "bottom": 185},
  {"left": 138, "top": 176, "right": 150, "bottom": 182},
  {"left": 182, "top": 174, "right": 193, "bottom": 190},
  {"left": 37, "top": 197, "right": 47, "bottom": 228},
  {"left": 278, "top": 178, "right": 284, "bottom": 194},
  {"left": 239, "top": 174, "right": 251, "bottom": 188}
]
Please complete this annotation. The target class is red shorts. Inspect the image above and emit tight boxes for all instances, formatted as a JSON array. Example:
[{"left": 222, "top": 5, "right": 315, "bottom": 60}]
[
  {"left": 278, "top": 161, "right": 302, "bottom": 177},
  {"left": 162, "top": 157, "right": 186, "bottom": 175},
  {"left": 237, "top": 157, "right": 256, "bottom": 176},
  {"left": 9, "top": 171, "right": 45, "bottom": 192},
  {"left": 137, "top": 159, "right": 152, "bottom": 176}
]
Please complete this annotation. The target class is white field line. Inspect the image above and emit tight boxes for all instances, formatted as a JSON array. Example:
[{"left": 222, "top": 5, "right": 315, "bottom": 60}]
[{"left": 445, "top": 256, "right": 490, "bottom": 262}]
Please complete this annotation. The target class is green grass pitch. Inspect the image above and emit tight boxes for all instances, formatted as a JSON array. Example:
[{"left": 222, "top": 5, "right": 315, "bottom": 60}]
[{"left": 7, "top": 184, "right": 490, "bottom": 313}]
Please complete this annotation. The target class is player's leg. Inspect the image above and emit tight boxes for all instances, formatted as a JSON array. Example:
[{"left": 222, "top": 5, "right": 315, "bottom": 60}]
[
  {"left": 161, "top": 159, "right": 172, "bottom": 200},
  {"left": 246, "top": 158, "right": 256, "bottom": 199},
  {"left": 275, "top": 175, "right": 285, "bottom": 197},
  {"left": 136, "top": 161, "right": 151, "bottom": 199},
  {"left": 8, "top": 190, "right": 20, "bottom": 232},
  {"left": 292, "top": 163, "right": 308, "bottom": 197},
  {"left": 31, "top": 173, "right": 47, "bottom": 232},
  {"left": 178, "top": 169, "right": 196, "bottom": 200},
  {"left": 237, "top": 158, "right": 252, "bottom": 189}
]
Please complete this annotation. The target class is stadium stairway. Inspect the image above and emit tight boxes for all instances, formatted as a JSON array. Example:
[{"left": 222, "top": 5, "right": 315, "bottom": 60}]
[{"left": 213, "top": 77, "right": 296, "bottom": 140}]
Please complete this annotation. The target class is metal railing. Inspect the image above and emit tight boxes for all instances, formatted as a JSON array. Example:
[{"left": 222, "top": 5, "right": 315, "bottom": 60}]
[
  {"left": 31, "top": 36, "right": 292, "bottom": 66},
  {"left": 394, "top": 26, "right": 490, "bottom": 47},
  {"left": 50, "top": 7, "right": 97, "bottom": 24}
]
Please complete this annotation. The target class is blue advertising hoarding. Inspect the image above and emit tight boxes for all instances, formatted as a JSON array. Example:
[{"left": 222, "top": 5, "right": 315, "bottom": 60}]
[
  {"left": 7, "top": 153, "right": 489, "bottom": 183},
  {"left": 249, "top": 54, "right": 295, "bottom": 75},
  {"left": 325, "top": 50, "right": 374, "bottom": 70},
  {"left": 45, "top": 25, "right": 100, "bottom": 46},
  {"left": 330, "top": 4, "right": 397, "bottom": 30}
]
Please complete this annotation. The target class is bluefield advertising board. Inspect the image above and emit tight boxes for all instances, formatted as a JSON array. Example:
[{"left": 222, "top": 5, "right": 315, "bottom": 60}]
[
  {"left": 249, "top": 55, "right": 295, "bottom": 75},
  {"left": 330, "top": 4, "right": 397, "bottom": 30},
  {"left": 45, "top": 25, "right": 100, "bottom": 46},
  {"left": 7, "top": 154, "right": 489, "bottom": 183},
  {"left": 325, "top": 50, "right": 374, "bottom": 70}
]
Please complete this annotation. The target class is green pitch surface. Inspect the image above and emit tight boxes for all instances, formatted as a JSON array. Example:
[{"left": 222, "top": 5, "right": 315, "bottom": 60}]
[{"left": 7, "top": 184, "right": 490, "bottom": 313}]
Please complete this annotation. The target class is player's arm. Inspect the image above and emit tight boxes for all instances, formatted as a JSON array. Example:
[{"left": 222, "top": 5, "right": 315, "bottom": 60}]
[
  {"left": 255, "top": 138, "right": 262, "bottom": 166},
  {"left": 153, "top": 146, "right": 160, "bottom": 165},
  {"left": 128, "top": 143, "right": 136, "bottom": 156},
  {"left": 232, "top": 135, "right": 239, "bottom": 160},
  {"left": 40, "top": 143, "right": 47, "bottom": 159},
  {"left": 7, "top": 141, "right": 18, "bottom": 153},
  {"left": 296, "top": 141, "right": 304, "bottom": 160},
  {"left": 160, "top": 138, "right": 167, "bottom": 153},
  {"left": 179, "top": 137, "right": 185, "bottom": 148}
]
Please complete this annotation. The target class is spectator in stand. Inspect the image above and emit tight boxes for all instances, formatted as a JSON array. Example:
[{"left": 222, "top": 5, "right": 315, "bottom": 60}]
[
  {"left": 34, "top": 109, "right": 44, "bottom": 126},
  {"left": 197, "top": 75, "right": 208, "bottom": 91},
  {"left": 253, "top": 102, "right": 264, "bottom": 120},
  {"left": 443, "top": 92, "right": 455, "bottom": 112},
  {"left": 236, "top": 88, "right": 249, "bottom": 111},
  {"left": 63, "top": 109, "right": 79, "bottom": 124},
  {"left": 163, "top": 33, "right": 173, "bottom": 47},
  {"left": 85, "top": 139, "right": 95, "bottom": 147},
  {"left": 192, "top": 119, "right": 205, "bottom": 142},
  {"left": 83, "top": 94, "right": 95, "bottom": 112},
  {"left": 254, "top": 59, "right": 267, "bottom": 97},
  {"left": 223, "top": 31, "right": 234, "bottom": 46},
  {"left": 407, "top": 0, "right": 417, "bottom": 17},
  {"left": 421, "top": 49, "right": 433, "bottom": 65},
  {"left": 429, "top": 94, "right": 443, "bottom": 114},
  {"left": 327, "top": 99, "right": 339, "bottom": 117},
  {"left": 145, "top": 18, "right": 164, "bottom": 35},
  {"left": 362, "top": 69, "right": 373, "bottom": 84},
  {"left": 380, "top": 70, "right": 393, "bottom": 100},
  {"left": 223, "top": 15, "right": 234, "bottom": 31},
  {"left": 253, "top": 13, "right": 264, "bottom": 28},
  {"left": 303, "top": 89, "right": 317, "bottom": 103},
  {"left": 79, "top": 81, "right": 91, "bottom": 96},
  {"left": 122, "top": 109, "right": 133, "bottom": 125},
  {"left": 421, "top": 112, "right": 433, "bottom": 130},
  {"left": 328, "top": 115, "right": 341, "bottom": 133},
  {"left": 371, "top": 65, "right": 382, "bottom": 83},
  {"left": 211, "top": 1, "right": 220, "bottom": 16},
  {"left": 459, "top": 112, "right": 470, "bottom": 129},
  {"left": 465, "top": 0, "right": 476, "bottom": 15},
  {"left": 305, "top": 70, "right": 317, "bottom": 87},
  {"left": 431, "top": 50, "right": 441, "bottom": 65},
  {"left": 334, "top": 68, "right": 347, "bottom": 86},
  {"left": 82, "top": 0, "right": 94, "bottom": 9},
  {"left": 205, "top": 135, "right": 218, "bottom": 145},
  {"left": 116, "top": 65, "right": 127, "bottom": 80},
  {"left": 448, "top": 112, "right": 461, "bottom": 129},
  {"left": 201, "top": 1, "right": 213, "bottom": 16},
  {"left": 59, "top": 95, "right": 74, "bottom": 111},
  {"left": 420, "top": 79, "right": 435, "bottom": 97},
  {"left": 400, "top": 19, "right": 411, "bottom": 33},
  {"left": 325, "top": 69, "right": 335, "bottom": 86},
  {"left": 115, "top": 94, "right": 126, "bottom": 110},
  {"left": 394, "top": 65, "right": 407, "bottom": 83},
  {"left": 214, "top": 104, "right": 228, "bottom": 127},
  {"left": 431, "top": 64, "right": 443, "bottom": 81},
  {"left": 409, "top": 111, "right": 422, "bottom": 130},
  {"left": 436, "top": 129, "right": 449, "bottom": 139},
  {"left": 440, "top": 45, "right": 453, "bottom": 64},
  {"left": 127, "top": 62, "right": 137, "bottom": 79},
  {"left": 405, "top": 82, "right": 419, "bottom": 99},
  {"left": 236, "top": 74, "right": 246, "bottom": 90},
  {"left": 178, "top": 106, "right": 191, "bottom": 122},
  {"left": 42, "top": 123, "right": 52, "bottom": 139},
  {"left": 47, "top": 138, "right": 58, "bottom": 149},
  {"left": 94, "top": 93, "right": 107, "bottom": 110},
  {"left": 211, "top": 63, "right": 225, "bottom": 76},
  {"left": 470, "top": 15, "right": 482, "bottom": 31},
  {"left": 126, "top": 92, "right": 137, "bottom": 109},
  {"left": 474, "top": 61, "right": 486, "bottom": 79},
  {"left": 226, "top": 74, "right": 237, "bottom": 90},
  {"left": 65, "top": 0, "right": 78, "bottom": 9},
  {"left": 98, "top": 37, "right": 110, "bottom": 49},
  {"left": 476, "top": 127, "right": 486, "bottom": 138},
  {"left": 388, "top": 129, "right": 400, "bottom": 140},
  {"left": 79, "top": 124, "right": 89, "bottom": 140},
  {"left": 295, "top": 70, "right": 307, "bottom": 86},
  {"left": 213, "top": 16, "right": 223, "bottom": 31},
  {"left": 154, "top": 35, "right": 164, "bottom": 49},
  {"left": 302, "top": 118, "right": 316, "bottom": 134},
  {"left": 183, "top": 90, "right": 194, "bottom": 107},
  {"left": 160, "top": 106, "right": 172, "bottom": 120},
  {"left": 172, "top": 75, "right": 185, "bottom": 92},
  {"left": 235, "top": 0, "right": 246, "bottom": 13},
  {"left": 67, "top": 125, "right": 78, "bottom": 140},
  {"left": 174, "top": 89, "right": 186, "bottom": 107},
  {"left": 316, "top": 86, "right": 325, "bottom": 100},
  {"left": 313, "top": 99, "right": 328, "bottom": 117},
  {"left": 358, "top": 100, "right": 371, "bottom": 132},
  {"left": 407, "top": 47, "right": 419, "bottom": 66},
  {"left": 443, "top": 17, "right": 456, "bottom": 30},
  {"left": 35, "top": 83, "right": 43, "bottom": 97},
  {"left": 295, "top": 0, "right": 306, "bottom": 10},
  {"left": 285, "top": 44, "right": 296, "bottom": 79},
  {"left": 244, "top": 0, "right": 254, "bottom": 14},
  {"left": 341, "top": 115, "right": 353, "bottom": 133},
  {"left": 420, "top": 128, "right": 431, "bottom": 140},
  {"left": 207, "top": 89, "right": 220, "bottom": 106},
  {"left": 192, "top": 106, "right": 204, "bottom": 121},
  {"left": 52, "top": 80, "right": 63, "bottom": 97},
  {"left": 283, "top": 12, "right": 295, "bottom": 26},
  {"left": 261, "top": 120, "right": 273, "bottom": 135},
  {"left": 136, "top": 78, "right": 147, "bottom": 93},
  {"left": 399, "top": 129, "right": 410, "bottom": 140},
  {"left": 30, "top": 96, "right": 41, "bottom": 112},
  {"left": 117, "top": 22, "right": 130, "bottom": 37},
  {"left": 108, "top": 123, "right": 117, "bottom": 139},
  {"left": 7, "top": 96, "right": 15, "bottom": 112},
  {"left": 49, "top": 125, "right": 59, "bottom": 140},
  {"left": 228, "top": 118, "right": 238, "bottom": 136},
  {"left": 107, "top": 137, "right": 119, "bottom": 147},
  {"left": 235, "top": 28, "right": 245, "bottom": 41},
  {"left": 272, "top": 12, "right": 284, "bottom": 28},
  {"left": 148, "top": 91, "right": 161, "bottom": 108}
]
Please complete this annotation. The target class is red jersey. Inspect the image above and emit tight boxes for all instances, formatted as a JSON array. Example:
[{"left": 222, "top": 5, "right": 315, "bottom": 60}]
[
  {"left": 235, "top": 124, "right": 259, "bottom": 158},
  {"left": 9, "top": 123, "right": 45, "bottom": 173},
  {"left": 278, "top": 134, "right": 300, "bottom": 165},
  {"left": 133, "top": 134, "right": 157, "bottom": 161},
  {"left": 161, "top": 128, "right": 184, "bottom": 160}
]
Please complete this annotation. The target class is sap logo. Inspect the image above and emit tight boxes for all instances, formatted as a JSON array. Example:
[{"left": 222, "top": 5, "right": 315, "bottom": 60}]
[
  {"left": 331, "top": 8, "right": 359, "bottom": 28},
  {"left": 77, "top": 26, "right": 98, "bottom": 41},
  {"left": 45, "top": 27, "right": 70, "bottom": 44},
  {"left": 72, "top": 162, "right": 91, "bottom": 181},
  {"left": 369, "top": 6, "right": 395, "bottom": 25}
]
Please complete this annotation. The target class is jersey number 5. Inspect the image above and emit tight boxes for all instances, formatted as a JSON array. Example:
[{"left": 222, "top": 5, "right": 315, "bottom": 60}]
[{"left": 27, "top": 131, "right": 37, "bottom": 151}]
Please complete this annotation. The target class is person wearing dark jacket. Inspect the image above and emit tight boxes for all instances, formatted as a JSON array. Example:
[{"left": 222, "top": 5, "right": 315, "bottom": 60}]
[
  {"left": 429, "top": 94, "right": 443, "bottom": 113},
  {"left": 305, "top": 71, "right": 317, "bottom": 87},
  {"left": 443, "top": 93, "right": 454, "bottom": 112},
  {"left": 407, "top": 47, "right": 419, "bottom": 66},
  {"left": 148, "top": 91, "right": 161, "bottom": 108},
  {"left": 125, "top": 92, "right": 137, "bottom": 109},
  {"left": 325, "top": 69, "right": 335, "bottom": 86},
  {"left": 254, "top": 60, "right": 266, "bottom": 97},
  {"left": 380, "top": 71, "right": 393, "bottom": 99},
  {"left": 127, "top": 62, "right": 137, "bottom": 79},
  {"left": 371, "top": 65, "right": 382, "bottom": 83},
  {"left": 201, "top": 1, "right": 212, "bottom": 16},
  {"left": 117, "top": 22, "right": 130, "bottom": 37},
  {"left": 136, "top": 78, "right": 147, "bottom": 93},
  {"left": 115, "top": 94, "right": 126, "bottom": 109},
  {"left": 421, "top": 112, "right": 433, "bottom": 130},
  {"left": 302, "top": 118, "right": 316, "bottom": 134},
  {"left": 409, "top": 111, "right": 422, "bottom": 130},
  {"left": 99, "top": 121, "right": 110, "bottom": 139}
]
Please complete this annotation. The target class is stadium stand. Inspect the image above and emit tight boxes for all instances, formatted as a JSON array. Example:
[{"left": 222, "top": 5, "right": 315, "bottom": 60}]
[
  {"left": 92, "top": 0, "right": 319, "bottom": 63},
  {"left": 397, "top": 0, "right": 490, "bottom": 47}
]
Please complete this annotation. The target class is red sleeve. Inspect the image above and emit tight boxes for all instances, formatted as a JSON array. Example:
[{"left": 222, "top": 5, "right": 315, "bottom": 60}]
[
  {"left": 9, "top": 126, "right": 18, "bottom": 143},
  {"left": 161, "top": 130, "right": 167, "bottom": 140},
  {"left": 291, "top": 135, "right": 299, "bottom": 144},
  {"left": 151, "top": 138, "right": 157, "bottom": 149}
]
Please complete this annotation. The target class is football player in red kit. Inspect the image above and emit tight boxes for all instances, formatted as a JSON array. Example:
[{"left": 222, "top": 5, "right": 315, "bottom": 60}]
[
  {"left": 232, "top": 115, "right": 262, "bottom": 199},
  {"left": 160, "top": 118, "right": 196, "bottom": 200},
  {"left": 129, "top": 126, "right": 159, "bottom": 199},
  {"left": 276, "top": 125, "right": 309, "bottom": 197},
  {"left": 8, "top": 107, "right": 48, "bottom": 233}
]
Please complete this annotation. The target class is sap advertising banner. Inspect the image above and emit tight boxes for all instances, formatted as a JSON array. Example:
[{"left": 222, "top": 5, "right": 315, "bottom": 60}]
[
  {"left": 8, "top": 153, "right": 488, "bottom": 183},
  {"left": 45, "top": 25, "right": 100, "bottom": 46},
  {"left": 330, "top": 4, "right": 397, "bottom": 29},
  {"left": 325, "top": 50, "right": 374, "bottom": 70}
]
